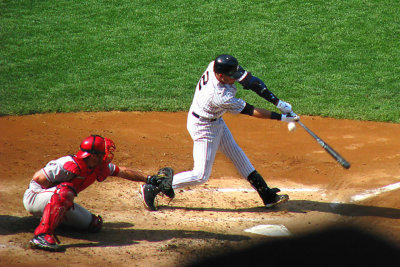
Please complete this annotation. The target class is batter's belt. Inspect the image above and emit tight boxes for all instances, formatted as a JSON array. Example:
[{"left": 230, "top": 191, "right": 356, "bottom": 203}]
[{"left": 192, "top": 111, "right": 219, "bottom": 122}]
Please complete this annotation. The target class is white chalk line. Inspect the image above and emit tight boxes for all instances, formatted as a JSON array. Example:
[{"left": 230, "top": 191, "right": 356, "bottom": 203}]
[
  {"left": 183, "top": 187, "right": 321, "bottom": 193},
  {"left": 184, "top": 181, "right": 400, "bottom": 203},
  {"left": 350, "top": 181, "right": 400, "bottom": 202}
]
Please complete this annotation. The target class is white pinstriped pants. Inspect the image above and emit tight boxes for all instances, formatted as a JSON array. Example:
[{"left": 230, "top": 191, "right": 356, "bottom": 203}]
[{"left": 172, "top": 112, "right": 255, "bottom": 189}]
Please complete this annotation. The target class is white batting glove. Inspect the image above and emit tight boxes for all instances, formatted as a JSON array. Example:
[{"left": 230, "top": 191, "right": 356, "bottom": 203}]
[
  {"left": 281, "top": 112, "right": 300, "bottom": 122},
  {"left": 276, "top": 100, "right": 292, "bottom": 114}
]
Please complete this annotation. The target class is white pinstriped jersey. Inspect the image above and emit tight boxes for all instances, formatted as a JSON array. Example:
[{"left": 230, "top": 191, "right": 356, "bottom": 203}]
[
  {"left": 172, "top": 61, "right": 255, "bottom": 189},
  {"left": 190, "top": 61, "right": 246, "bottom": 119}
]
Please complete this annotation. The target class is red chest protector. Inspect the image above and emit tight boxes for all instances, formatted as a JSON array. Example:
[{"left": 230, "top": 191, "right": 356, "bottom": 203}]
[{"left": 63, "top": 156, "right": 111, "bottom": 193}]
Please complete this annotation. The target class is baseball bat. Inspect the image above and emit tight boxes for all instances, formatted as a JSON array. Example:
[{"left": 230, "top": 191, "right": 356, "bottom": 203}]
[{"left": 297, "top": 120, "right": 351, "bottom": 169}]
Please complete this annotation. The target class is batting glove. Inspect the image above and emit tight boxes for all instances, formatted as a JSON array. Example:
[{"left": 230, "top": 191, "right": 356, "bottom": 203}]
[
  {"left": 281, "top": 112, "right": 300, "bottom": 122},
  {"left": 276, "top": 100, "right": 292, "bottom": 114}
]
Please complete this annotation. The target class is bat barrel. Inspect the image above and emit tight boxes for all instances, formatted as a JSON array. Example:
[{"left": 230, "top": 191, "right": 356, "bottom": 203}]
[{"left": 297, "top": 121, "right": 350, "bottom": 169}]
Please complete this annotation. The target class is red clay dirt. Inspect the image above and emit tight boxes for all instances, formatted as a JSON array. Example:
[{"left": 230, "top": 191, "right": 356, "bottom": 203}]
[{"left": 0, "top": 112, "right": 399, "bottom": 266}]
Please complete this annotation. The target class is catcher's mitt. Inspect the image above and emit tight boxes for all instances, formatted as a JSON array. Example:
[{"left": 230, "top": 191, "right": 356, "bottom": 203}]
[{"left": 146, "top": 167, "right": 175, "bottom": 198}]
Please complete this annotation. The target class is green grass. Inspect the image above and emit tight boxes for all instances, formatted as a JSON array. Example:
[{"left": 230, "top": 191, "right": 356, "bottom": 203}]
[{"left": 1, "top": 0, "right": 399, "bottom": 122}]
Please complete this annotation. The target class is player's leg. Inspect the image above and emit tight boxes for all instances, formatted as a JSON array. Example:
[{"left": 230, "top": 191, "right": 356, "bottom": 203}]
[
  {"left": 63, "top": 203, "right": 103, "bottom": 233},
  {"left": 29, "top": 182, "right": 76, "bottom": 251},
  {"left": 141, "top": 143, "right": 217, "bottom": 211},
  {"left": 24, "top": 186, "right": 102, "bottom": 233},
  {"left": 140, "top": 118, "right": 224, "bottom": 211},
  {"left": 172, "top": 138, "right": 218, "bottom": 188},
  {"left": 23, "top": 187, "right": 57, "bottom": 217},
  {"left": 219, "top": 125, "right": 288, "bottom": 207},
  {"left": 247, "top": 170, "right": 289, "bottom": 207},
  {"left": 25, "top": 183, "right": 103, "bottom": 251},
  {"left": 172, "top": 118, "right": 224, "bottom": 188},
  {"left": 218, "top": 123, "right": 254, "bottom": 178}
]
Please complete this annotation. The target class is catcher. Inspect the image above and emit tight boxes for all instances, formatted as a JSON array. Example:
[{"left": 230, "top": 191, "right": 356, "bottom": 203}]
[{"left": 23, "top": 134, "right": 171, "bottom": 252}]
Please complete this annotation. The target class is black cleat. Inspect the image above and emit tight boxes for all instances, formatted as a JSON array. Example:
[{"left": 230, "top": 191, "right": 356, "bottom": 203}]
[
  {"left": 264, "top": 194, "right": 289, "bottom": 208},
  {"left": 140, "top": 184, "right": 159, "bottom": 211},
  {"left": 259, "top": 187, "right": 289, "bottom": 208},
  {"left": 29, "top": 234, "right": 60, "bottom": 252}
]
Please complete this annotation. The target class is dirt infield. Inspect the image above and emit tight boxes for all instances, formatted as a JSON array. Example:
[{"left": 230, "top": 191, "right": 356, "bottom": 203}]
[{"left": 1, "top": 112, "right": 399, "bottom": 266}]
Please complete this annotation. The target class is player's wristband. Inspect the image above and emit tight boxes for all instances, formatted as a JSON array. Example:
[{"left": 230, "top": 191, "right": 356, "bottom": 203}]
[
  {"left": 240, "top": 103, "right": 255, "bottom": 116},
  {"left": 270, "top": 112, "right": 282, "bottom": 120}
]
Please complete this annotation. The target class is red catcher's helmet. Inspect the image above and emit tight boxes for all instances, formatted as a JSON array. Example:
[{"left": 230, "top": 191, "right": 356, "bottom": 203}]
[{"left": 76, "top": 135, "right": 116, "bottom": 163}]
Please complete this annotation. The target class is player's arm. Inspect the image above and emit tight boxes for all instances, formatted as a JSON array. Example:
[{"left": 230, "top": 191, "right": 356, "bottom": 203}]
[
  {"left": 32, "top": 169, "right": 54, "bottom": 189},
  {"left": 241, "top": 103, "right": 299, "bottom": 122},
  {"left": 114, "top": 166, "right": 147, "bottom": 182},
  {"left": 237, "top": 70, "right": 293, "bottom": 114}
]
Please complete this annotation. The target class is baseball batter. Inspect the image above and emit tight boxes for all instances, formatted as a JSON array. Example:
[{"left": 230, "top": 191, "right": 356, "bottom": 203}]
[
  {"left": 23, "top": 135, "right": 169, "bottom": 252},
  {"left": 141, "top": 54, "right": 299, "bottom": 211}
]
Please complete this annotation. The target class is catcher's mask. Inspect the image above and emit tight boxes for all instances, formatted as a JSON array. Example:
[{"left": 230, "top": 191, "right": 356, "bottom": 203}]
[{"left": 76, "top": 135, "right": 116, "bottom": 163}]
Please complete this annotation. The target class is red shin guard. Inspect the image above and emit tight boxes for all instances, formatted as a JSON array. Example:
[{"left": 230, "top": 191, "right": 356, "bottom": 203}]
[{"left": 34, "top": 183, "right": 76, "bottom": 236}]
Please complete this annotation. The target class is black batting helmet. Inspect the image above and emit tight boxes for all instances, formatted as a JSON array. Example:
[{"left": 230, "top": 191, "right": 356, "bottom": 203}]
[{"left": 213, "top": 54, "right": 243, "bottom": 78}]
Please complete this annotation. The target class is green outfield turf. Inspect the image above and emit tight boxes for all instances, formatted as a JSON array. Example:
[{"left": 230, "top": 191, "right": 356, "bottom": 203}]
[{"left": 1, "top": 0, "right": 399, "bottom": 122}]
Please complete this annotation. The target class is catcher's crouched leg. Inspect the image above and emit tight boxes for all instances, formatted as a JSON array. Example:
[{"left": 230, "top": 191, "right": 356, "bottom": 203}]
[
  {"left": 30, "top": 182, "right": 77, "bottom": 251},
  {"left": 146, "top": 167, "right": 175, "bottom": 198}
]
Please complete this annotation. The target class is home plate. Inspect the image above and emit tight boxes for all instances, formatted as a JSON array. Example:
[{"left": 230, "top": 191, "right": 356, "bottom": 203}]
[{"left": 244, "top": 224, "right": 291, "bottom": 237}]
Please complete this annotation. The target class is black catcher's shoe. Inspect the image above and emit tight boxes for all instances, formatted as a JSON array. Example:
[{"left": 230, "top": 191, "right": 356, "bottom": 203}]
[
  {"left": 140, "top": 184, "right": 159, "bottom": 211},
  {"left": 29, "top": 234, "right": 60, "bottom": 252}
]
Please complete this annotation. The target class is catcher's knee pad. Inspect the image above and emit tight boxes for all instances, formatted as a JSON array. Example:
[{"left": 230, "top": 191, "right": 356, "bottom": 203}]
[
  {"left": 34, "top": 183, "right": 77, "bottom": 236},
  {"left": 88, "top": 214, "right": 103, "bottom": 233},
  {"left": 57, "top": 182, "right": 77, "bottom": 205}
]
